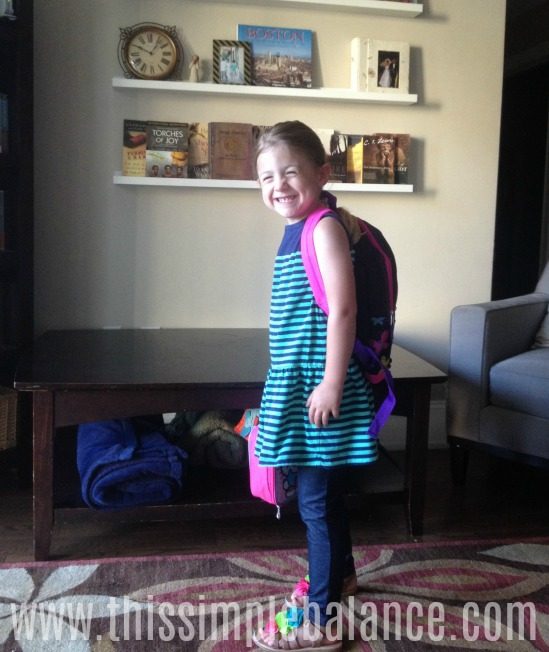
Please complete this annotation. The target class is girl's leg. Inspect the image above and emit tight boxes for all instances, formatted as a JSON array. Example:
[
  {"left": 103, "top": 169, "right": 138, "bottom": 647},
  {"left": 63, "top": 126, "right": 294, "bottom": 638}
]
[{"left": 296, "top": 465, "right": 350, "bottom": 627}]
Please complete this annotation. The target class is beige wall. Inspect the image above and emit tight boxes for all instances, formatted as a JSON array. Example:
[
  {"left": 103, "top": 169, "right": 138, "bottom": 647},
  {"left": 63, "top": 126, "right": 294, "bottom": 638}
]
[{"left": 33, "top": 0, "right": 506, "bottom": 371}]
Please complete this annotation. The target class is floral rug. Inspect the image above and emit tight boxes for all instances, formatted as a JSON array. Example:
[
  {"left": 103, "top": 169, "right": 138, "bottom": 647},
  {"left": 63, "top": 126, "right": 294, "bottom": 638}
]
[{"left": 0, "top": 538, "right": 548, "bottom": 651}]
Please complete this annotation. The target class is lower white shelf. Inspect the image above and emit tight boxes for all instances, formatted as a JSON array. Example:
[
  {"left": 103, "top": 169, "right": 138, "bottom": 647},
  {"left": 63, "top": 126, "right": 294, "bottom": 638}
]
[{"left": 113, "top": 174, "right": 413, "bottom": 193}]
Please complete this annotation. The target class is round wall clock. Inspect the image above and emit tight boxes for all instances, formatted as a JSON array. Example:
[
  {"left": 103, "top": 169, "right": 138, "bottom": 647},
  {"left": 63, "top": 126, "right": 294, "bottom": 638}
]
[{"left": 118, "top": 23, "right": 183, "bottom": 80}]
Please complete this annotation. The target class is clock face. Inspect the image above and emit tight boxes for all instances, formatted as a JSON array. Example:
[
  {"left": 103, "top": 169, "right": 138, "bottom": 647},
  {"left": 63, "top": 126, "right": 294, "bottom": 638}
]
[{"left": 124, "top": 27, "right": 178, "bottom": 80}]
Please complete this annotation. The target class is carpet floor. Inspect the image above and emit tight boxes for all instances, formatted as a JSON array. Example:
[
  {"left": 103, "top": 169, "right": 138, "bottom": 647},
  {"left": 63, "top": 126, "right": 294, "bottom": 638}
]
[{"left": 0, "top": 537, "right": 548, "bottom": 651}]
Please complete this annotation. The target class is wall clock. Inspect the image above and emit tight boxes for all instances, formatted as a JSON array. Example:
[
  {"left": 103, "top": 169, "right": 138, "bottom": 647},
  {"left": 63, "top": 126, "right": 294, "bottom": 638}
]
[{"left": 118, "top": 23, "right": 183, "bottom": 80}]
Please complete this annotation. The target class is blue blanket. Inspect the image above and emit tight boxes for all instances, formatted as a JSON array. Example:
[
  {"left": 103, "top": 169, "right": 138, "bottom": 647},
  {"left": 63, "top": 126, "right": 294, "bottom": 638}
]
[{"left": 77, "top": 419, "right": 187, "bottom": 510}]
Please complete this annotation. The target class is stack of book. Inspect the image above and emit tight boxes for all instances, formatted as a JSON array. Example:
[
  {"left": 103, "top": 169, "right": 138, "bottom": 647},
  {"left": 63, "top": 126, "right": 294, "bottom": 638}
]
[
  {"left": 326, "top": 132, "right": 411, "bottom": 184},
  {"left": 122, "top": 120, "right": 260, "bottom": 180},
  {"left": 122, "top": 120, "right": 410, "bottom": 184}
]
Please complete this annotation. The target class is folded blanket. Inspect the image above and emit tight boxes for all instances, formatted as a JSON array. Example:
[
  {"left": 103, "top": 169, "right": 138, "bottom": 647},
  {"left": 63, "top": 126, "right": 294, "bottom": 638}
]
[{"left": 77, "top": 419, "right": 187, "bottom": 510}]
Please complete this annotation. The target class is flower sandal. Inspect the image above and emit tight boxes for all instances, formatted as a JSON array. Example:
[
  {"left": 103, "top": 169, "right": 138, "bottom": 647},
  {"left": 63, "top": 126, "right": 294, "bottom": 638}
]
[
  {"left": 253, "top": 604, "right": 342, "bottom": 651},
  {"left": 289, "top": 573, "right": 358, "bottom": 607},
  {"left": 253, "top": 615, "right": 342, "bottom": 651}
]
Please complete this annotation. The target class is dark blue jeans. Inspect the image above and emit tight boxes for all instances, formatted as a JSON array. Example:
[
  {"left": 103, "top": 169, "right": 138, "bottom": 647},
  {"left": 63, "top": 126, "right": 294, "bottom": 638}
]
[{"left": 296, "top": 466, "right": 355, "bottom": 627}]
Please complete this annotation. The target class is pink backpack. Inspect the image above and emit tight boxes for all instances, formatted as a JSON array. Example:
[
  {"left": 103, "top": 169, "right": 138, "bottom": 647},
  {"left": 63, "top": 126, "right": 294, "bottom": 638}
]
[
  {"left": 301, "top": 194, "right": 396, "bottom": 436},
  {"left": 248, "top": 423, "right": 297, "bottom": 518}
]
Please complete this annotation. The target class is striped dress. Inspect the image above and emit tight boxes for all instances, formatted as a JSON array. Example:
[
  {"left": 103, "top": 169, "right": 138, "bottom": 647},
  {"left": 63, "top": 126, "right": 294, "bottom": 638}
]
[{"left": 256, "top": 215, "right": 378, "bottom": 468}]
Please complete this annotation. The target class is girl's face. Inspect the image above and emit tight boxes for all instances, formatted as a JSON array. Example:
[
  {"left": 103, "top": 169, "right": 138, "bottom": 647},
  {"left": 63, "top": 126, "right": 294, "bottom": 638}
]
[{"left": 256, "top": 143, "right": 329, "bottom": 224}]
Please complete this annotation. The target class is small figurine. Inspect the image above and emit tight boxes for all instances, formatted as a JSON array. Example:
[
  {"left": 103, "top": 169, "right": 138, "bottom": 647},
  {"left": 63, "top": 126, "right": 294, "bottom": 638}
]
[{"left": 189, "top": 55, "right": 201, "bottom": 83}]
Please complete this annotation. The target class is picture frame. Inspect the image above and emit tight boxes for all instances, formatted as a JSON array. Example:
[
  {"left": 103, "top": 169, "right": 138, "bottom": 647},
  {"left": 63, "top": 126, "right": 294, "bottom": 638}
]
[
  {"left": 213, "top": 40, "right": 252, "bottom": 85},
  {"left": 350, "top": 38, "right": 410, "bottom": 94}
]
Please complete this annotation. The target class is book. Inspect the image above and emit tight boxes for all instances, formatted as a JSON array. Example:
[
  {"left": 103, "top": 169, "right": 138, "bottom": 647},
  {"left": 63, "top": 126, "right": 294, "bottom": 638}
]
[
  {"left": 394, "top": 133, "right": 411, "bottom": 184},
  {"left": 253, "top": 124, "right": 271, "bottom": 149},
  {"left": 145, "top": 122, "right": 189, "bottom": 178},
  {"left": 313, "top": 128, "right": 333, "bottom": 158},
  {"left": 327, "top": 132, "right": 348, "bottom": 183},
  {"left": 363, "top": 134, "right": 396, "bottom": 184},
  {"left": 351, "top": 38, "right": 410, "bottom": 94},
  {"left": 122, "top": 119, "right": 147, "bottom": 176},
  {"left": 346, "top": 134, "right": 365, "bottom": 183},
  {"left": 188, "top": 122, "right": 210, "bottom": 179},
  {"left": 252, "top": 124, "right": 272, "bottom": 165},
  {"left": 313, "top": 128, "right": 343, "bottom": 181},
  {"left": 208, "top": 122, "right": 254, "bottom": 180},
  {"left": 375, "top": 134, "right": 411, "bottom": 183},
  {"left": 237, "top": 24, "right": 313, "bottom": 88}
]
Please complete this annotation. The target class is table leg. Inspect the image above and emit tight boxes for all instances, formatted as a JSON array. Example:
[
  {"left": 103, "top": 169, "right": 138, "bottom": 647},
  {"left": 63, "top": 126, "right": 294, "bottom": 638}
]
[
  {"left": 33, "top": 391, "right": 54, "bottom": 560},
  {"left": 404, "top": 383, "right": 431, "bottom": 538}
]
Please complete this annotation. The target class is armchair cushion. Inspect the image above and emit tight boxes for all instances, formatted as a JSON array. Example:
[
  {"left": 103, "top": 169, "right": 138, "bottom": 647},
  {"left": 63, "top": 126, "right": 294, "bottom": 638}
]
[
  {"left": 534, "top": 307, "right": 549, "bottom": 347},
  {"left": 489, "top": 348, "right": 549, "bottom": 418}
]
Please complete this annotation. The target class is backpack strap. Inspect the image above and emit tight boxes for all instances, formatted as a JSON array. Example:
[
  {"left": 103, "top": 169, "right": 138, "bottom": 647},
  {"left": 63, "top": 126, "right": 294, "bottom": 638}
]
[
  {"left": 353, "top": 339, "right": 396, "bottom": 437},
  {"left": 301, "top": 200, "right": 396, "bottom": 438},
  {"left": 301, "top": 206, "right": 334, "bottom": 315}
]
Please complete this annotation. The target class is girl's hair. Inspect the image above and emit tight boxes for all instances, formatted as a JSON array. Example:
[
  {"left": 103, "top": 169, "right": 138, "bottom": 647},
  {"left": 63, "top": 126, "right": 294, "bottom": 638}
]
[
  {"left": 256, "top": 120, "right": 362, "bottom": 244},
  {"left": 255, "top": 120, "right": 326, "bottom": 168}
]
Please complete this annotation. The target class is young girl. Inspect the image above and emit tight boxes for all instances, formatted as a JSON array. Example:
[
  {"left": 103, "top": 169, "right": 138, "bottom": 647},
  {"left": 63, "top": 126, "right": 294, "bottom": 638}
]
[{"left": 253, "top": 121, "right": 377, "bottom": 651}]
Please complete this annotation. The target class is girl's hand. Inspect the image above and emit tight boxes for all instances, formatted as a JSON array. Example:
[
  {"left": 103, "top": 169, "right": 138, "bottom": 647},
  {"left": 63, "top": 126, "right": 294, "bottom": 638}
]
[{"left": 306, "top": 380, "right": 343, "bottom": 427}]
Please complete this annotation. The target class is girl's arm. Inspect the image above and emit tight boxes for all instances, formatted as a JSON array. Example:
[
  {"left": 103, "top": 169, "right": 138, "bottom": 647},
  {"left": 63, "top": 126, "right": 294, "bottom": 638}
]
[{"left": 306, "top": 216, "right": 356, "bottom": 427}]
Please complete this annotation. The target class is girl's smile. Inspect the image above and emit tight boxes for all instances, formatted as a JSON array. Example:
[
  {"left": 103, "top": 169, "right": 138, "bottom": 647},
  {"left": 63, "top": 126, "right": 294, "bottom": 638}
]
[{"left": 256, "top": 143, "right": 330, "bottom": 223}]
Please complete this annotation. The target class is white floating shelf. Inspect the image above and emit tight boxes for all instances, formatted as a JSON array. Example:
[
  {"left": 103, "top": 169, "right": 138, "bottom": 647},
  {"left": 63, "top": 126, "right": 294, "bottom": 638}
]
[
  {"left": 113, "top": 174, "right": 413, "bottom": 193},
  {"left": 112, "top": 78, "right": 418, "bottom": 105},
  {"left": 192, "top": 0, "right": 423, "bottom": 17}
]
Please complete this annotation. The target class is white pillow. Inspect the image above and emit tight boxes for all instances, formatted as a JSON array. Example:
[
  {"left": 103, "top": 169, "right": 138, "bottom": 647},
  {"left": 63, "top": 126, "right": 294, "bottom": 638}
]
[{"left": 534, "top": 307, "right": 549, "bottom": 347}]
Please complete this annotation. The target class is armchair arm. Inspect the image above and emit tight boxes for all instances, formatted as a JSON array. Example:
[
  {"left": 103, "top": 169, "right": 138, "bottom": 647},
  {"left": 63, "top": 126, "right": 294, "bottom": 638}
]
[{"left": 448, "top": 292, "right": 549, "bottom": 442}]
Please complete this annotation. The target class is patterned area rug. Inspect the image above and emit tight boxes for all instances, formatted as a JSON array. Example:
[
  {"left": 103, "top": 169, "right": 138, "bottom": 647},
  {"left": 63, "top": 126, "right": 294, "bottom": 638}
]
[{"left": 0, "top": 538, "right": 548, "bottom": 651}]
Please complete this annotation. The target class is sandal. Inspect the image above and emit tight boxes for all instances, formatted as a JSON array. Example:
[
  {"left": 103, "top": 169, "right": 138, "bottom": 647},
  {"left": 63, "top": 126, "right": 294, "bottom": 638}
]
[
  {"left": 253, "top": 618, "right": 342, "bottom": 651},
  {"left": 289, "top": 573, "right": 358, "bottom": 607}
]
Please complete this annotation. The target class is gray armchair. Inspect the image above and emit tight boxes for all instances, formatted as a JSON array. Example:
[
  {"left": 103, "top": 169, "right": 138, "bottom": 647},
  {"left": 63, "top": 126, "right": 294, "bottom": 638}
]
[{"left": 447, "top": 262, "right": 549, "bottom": 483}]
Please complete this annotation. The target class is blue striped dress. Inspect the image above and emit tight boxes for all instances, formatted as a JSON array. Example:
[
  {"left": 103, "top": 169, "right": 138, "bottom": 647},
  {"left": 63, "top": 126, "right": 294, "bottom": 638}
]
[{"left": 256, "top": 216, "right": 378, "bottom": 468}]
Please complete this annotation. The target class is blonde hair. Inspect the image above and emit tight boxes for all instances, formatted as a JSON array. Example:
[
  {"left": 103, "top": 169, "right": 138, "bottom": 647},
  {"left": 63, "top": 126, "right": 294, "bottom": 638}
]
[
  {"left": 333, "top": 204, "right": 362, "bottom": 246},
  {"left": 256, "top": 120, "right": 362, "bottom": 245}
]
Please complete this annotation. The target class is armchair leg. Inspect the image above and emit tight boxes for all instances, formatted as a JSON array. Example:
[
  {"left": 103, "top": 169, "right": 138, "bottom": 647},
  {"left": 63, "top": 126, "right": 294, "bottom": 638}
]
[{"left": 449, "top": 440, "right": 469, "bottom": 486}]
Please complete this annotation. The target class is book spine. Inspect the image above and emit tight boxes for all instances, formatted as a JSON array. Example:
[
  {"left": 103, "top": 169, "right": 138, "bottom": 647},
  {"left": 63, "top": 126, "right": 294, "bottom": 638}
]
[
  {"left": 346, "top": 135, "right": 364, "bottom": 183},
  {"left": 122, "top": 119, "right": 147, "bottom": 177},
  {"left": 394, "top": 133, "right": 411, "bottom": 184},
  {"left": 188, "top": 122, "right": 210, "bottom": 179}
]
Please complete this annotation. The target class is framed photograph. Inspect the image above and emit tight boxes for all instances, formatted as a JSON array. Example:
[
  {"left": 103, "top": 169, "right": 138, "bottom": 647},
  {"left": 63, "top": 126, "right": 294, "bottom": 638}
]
[
  {"left": 350, "top": 38, "right": 409, "bottom": 94},
  {"left": 213, "top": 40, "right": 252, "bottom": 85}
]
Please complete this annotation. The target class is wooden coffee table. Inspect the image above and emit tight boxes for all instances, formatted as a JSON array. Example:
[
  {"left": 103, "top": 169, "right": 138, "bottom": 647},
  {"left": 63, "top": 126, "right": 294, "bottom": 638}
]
[{"left": 15, "top": 329, "right": 446, "bottom": 560}]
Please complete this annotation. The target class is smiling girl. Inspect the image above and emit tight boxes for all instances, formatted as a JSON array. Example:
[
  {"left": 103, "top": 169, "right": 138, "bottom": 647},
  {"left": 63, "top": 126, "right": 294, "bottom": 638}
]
[{"left": 253, "top": 121, "right": 377, "bottom": 651}]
